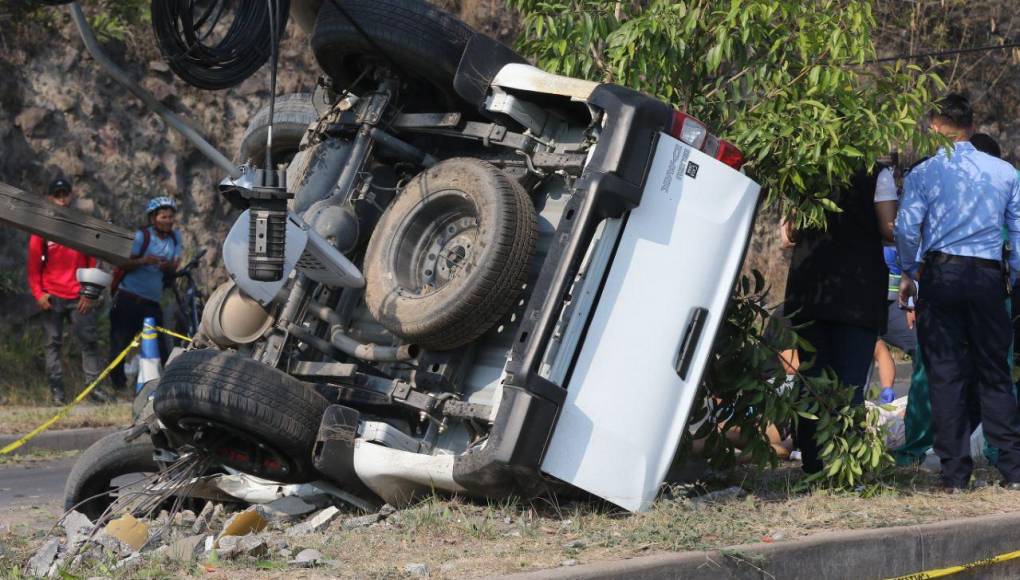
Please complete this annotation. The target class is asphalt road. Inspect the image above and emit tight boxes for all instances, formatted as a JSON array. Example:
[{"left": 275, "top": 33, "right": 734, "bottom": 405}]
[{"left": 0, "top": 455, "right": 75, "bottom": 533}]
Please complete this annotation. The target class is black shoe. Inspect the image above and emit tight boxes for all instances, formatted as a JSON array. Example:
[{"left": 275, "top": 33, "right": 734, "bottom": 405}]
[{"left": 49, "top": 380, "right": 67, "bottom": 405}]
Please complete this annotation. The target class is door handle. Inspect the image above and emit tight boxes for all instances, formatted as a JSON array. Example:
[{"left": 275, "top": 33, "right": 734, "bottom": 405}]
[{"left": 674, "top": 307, "right": 708, "bottom": 380}]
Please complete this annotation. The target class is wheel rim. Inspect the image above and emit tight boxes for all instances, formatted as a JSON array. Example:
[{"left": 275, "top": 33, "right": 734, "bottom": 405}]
[
  {"left": 177, "top": 418, "right": 293, "bottom": 479},
  {"left": 393, "top": 191, "right": 480, "bottom": 298}
]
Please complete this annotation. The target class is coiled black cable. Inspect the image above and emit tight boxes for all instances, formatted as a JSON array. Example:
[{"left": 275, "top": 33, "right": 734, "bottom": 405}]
[{"left": 151, "top": 0, "right": 290, "bottom": 90}]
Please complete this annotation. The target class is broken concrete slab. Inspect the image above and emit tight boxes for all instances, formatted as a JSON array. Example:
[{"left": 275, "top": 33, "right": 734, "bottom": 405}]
[
  {"left": 214, "top": 534, "right": 267, "bottom": 560},
  {"left": 236, "top": 535, "right": 268, "bottom": 558},
  {"left": 26, "top": 538, "right": 60, "bottom": 578},
  {"left": 286, "top": 506, "right": 340, "bottom": 537},
  {"left": 192, "top": 502, "right": 215, "bottom": 535},
  {"left": 166, "top": 534, "right": 207, "bottom": 563},
  {"left": 173, "top": 510, "right": 197, "bottom": 529},
  {"left": 215, "top": 535, "right": 242, "bottom": 560},
  {"left": 94, "top": 532, "right": 133, "bottom": 558},
  {"left": 62, "top": 511, "right": 94, "bottom": 546},
  {"left": 289, "top": 548, "right": 323, "bottom": 568}
]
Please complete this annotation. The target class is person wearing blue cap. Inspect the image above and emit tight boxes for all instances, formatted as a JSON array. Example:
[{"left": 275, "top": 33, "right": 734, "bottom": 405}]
[{"left": 107, "top": 196, "right": 183, "bottom": 394}]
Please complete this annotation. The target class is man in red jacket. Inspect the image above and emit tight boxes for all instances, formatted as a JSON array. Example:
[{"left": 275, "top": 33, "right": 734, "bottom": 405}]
[{"left": 27, "top": 178, "right": 102, "bottom": 404}]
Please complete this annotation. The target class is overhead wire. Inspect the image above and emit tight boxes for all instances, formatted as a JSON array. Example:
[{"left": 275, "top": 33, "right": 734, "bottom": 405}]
[{"left": 864, "top": 39, "right": 1020, "bottom": 64}]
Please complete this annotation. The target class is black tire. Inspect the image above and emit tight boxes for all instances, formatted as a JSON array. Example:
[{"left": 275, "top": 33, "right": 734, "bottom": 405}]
[
  {"left": 154, "top": 350, "right": 329, "bottom": 483},
  {"left": 311, "top": 0, "right": 472, "bottom": 110},
  {"left": 363, "top": 158, "right": 537, "bottom": 350},
  {"left": 238, "top": 93, "right": 318, "bottom": 168},
  {"left": 63, "top": 430, "right": 159, "bottom": 521}
]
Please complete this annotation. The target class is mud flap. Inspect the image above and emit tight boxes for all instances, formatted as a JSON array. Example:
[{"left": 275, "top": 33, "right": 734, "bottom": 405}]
[{"left": 312, "top": 404, "right": 380, "bottom": 502}]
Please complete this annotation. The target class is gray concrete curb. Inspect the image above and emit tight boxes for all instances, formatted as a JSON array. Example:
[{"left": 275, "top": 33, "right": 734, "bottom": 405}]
[
  {"left": 0, "top": 426, "right": 117, "bottom": 455},
  {"left": 505, "top": 510, "right": 1020, "bottom": 580}
]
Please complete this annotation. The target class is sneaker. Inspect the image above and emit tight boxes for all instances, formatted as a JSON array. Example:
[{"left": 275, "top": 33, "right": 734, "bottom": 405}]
[{"left": 789, "top": 449, "right": 802, "bottom": 462}]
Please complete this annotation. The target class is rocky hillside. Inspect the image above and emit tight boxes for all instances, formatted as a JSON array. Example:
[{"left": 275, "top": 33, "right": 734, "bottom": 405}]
[
  {"left": 1, "top": 1, "right": 1017, "bottom": 313},
  {"left": 0, "top": 9, "right": 324, "bottom": 304}
]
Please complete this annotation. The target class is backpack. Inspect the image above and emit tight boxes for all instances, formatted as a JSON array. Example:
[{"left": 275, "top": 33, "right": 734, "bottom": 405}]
[{"left": 110, "top": 228, "right": 178, "bottom": 297}]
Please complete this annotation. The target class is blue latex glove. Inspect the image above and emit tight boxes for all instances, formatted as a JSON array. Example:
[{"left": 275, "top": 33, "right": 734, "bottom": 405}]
[{"left": 879, "top": 387, "right": 896, "bottom": 404}]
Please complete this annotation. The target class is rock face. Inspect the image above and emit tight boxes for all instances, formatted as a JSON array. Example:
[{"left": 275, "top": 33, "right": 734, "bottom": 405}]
[
  {"left": 0, "top": 11, "right": 319, "bottom": 296},
  {"left": 2, "top": 3, "right": 1018, "bottom": 322}
]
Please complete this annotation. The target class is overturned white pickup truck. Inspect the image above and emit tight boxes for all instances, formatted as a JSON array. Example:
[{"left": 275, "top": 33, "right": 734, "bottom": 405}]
[{"left": 64, "top": 0, "right": 760, "bottom": 517}]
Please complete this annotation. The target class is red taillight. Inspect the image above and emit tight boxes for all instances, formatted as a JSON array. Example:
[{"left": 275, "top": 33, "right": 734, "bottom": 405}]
[
  {"left": 672, "top": 111, "right": 744, "bottom": 170},
  {"left": 715, "top": 140, "right": 744, "bottom": 169},
  {"left": 670, "top": 111, "right": 707, "bottom": 149}
]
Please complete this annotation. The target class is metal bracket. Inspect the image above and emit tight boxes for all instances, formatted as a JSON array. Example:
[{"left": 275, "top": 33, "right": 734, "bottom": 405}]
[{"left": 441, "top": 400, "right": 494, "bottom": 421}]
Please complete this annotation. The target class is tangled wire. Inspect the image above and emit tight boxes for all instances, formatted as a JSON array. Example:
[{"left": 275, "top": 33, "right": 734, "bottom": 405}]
[{"left": 151, "top": 0, "right": 290, "bottom": 90}]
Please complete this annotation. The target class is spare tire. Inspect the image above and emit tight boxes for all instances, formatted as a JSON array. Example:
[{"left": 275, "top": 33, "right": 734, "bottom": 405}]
[
  {"left": 311, "top": 0, "right": 472, "bottom": 110},
  {"left": 238, "top": 92, "right": 317, "bottom": 168},
  {"left": 154, "top": 350, "right": 328, "bottom": 483},
  {"left": 363, "top": 158, "right": 537, "bottom": 350}
]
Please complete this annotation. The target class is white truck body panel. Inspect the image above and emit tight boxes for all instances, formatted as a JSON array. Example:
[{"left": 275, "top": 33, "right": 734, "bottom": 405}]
[{"left": 541, "top": 133, "right": 761, "bottom": 511}]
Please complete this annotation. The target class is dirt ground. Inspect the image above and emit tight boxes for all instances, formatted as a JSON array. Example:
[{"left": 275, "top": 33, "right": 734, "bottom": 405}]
[{"left": 5, "top": 462, "right": 1020, "bottom": 579}]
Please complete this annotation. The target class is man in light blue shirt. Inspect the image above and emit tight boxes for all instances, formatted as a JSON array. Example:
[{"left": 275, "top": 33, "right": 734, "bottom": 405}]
[
  {"left": 895, "top": 94, "right": 1020, "bottom": 491},
  {"left": 108, "top": 197, "right": 183, "bottom": 393}
]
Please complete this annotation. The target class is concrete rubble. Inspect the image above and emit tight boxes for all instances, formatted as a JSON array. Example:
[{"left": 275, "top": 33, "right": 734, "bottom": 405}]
[
  {"left": 286, "top": 506, "right": 341, "bottom": 537},
  {"left": 289, "top": 548, "right": 324, "bottom": 568},
  {"left": 21, "top": 497, "right": 403, "bottom": 575},
  {"left": 26, "top": 538, "right": 60, "bottom": 578}
]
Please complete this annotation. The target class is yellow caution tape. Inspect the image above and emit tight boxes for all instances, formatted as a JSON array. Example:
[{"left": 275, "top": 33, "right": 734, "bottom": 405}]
[
  {"left": 1, "top": 326, "right": 192, "bottom": 455},
  {"left": 155, "top": 325, "right": 192, "bottom": 343},
  {"left": 886, "top": 548, "right": 1020, "bottom": 579}
]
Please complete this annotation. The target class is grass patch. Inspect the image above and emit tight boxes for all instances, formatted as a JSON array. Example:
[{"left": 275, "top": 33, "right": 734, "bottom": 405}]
[
  {"left": 12, "top": 463, "right": 1020, "bottom": 579},
  {"left": 0, "top": 448, "right": 79, "bottom": 466},
  {"left": 0, "top": 313, "right": 114, "bottom": 406},
  {"left": 0, "top": 403, "right": 131, "bottom": 435},
  {"left": 211, "top": 464, "right": 1020, "bottom": 579}
]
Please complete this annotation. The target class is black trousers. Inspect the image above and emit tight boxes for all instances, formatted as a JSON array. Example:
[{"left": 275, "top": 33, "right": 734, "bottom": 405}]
[
  {"left": 109, "top": 292, "right": 164, "bottom": 392},
  {"left": 796, "top": 321, "right": 878, "bottom": 474},
  {"left": 918, "top": 259, "right": 1020, "bottom": 487}
]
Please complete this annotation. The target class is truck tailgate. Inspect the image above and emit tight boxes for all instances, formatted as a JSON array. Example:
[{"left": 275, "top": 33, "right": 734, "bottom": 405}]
[{"left": 540, "top": 132, "right": 761, "bottom": 511}]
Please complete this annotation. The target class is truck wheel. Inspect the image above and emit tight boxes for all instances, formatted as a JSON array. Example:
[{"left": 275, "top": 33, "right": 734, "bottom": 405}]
[
  {"left": 63, "top": 430, "right": 160, "bottom": 521},
  {"left": 154, "top": 350, "right": 328, "bottom": 483},
  {"left": 238, "top": 92, "right": 317, "bottom": 168},
  {"left": 363, "top": 158, "right": 536, "bottom": 350},
  {"left": 311, "top": 0, "right": 472, "bottom": 110}
]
